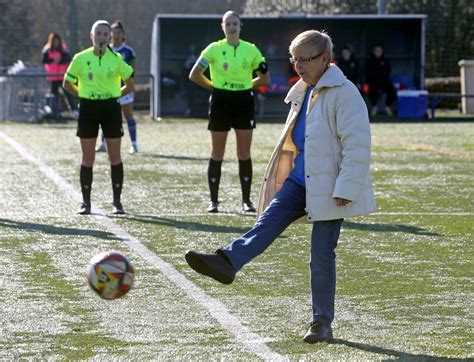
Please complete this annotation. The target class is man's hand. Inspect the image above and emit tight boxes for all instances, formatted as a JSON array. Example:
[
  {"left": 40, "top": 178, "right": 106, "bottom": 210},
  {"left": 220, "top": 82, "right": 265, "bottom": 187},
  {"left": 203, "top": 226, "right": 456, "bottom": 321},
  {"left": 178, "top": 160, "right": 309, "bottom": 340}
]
[{"left": 335, "top": 197, "right": 351, "bottom": 206}]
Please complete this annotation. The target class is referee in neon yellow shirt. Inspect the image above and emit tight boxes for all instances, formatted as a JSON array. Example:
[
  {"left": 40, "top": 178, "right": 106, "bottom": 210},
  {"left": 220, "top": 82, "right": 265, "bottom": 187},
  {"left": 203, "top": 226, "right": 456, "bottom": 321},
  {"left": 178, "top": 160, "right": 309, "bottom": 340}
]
[
  {"left": 189, "top": 11, "right": 270, "bottom": 213},
  {"left": 63, "top": 20, "right": 135, "bottom": 215}
]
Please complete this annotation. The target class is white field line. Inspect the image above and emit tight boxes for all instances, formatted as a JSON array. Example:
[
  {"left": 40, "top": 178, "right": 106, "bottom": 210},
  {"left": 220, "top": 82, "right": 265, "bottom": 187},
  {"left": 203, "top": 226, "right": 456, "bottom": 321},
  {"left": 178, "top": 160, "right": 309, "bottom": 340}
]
[
  {"left": 374, "top": 212, "right": 473, "bottom": 216},
  {"left": 0, "top": 131, "right": 286, "bottom": 361},
  {"left": 128, "top": 211, "right": 474, "bottom": 217}
]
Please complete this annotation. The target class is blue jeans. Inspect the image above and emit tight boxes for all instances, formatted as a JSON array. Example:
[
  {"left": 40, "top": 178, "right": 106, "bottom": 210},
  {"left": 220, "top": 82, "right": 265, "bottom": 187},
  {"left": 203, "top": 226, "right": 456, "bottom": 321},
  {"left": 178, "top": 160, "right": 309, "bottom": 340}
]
[{"left": 221, "top": 178, "right": 343, "bottom": 324}]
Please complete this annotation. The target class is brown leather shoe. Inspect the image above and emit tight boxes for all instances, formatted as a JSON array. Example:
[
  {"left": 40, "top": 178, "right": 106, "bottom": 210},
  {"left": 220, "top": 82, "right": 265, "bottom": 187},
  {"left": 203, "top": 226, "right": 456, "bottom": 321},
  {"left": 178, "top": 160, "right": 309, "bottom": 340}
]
[{"left": 303, "top": 320, "right": 333, "bottom": 343}]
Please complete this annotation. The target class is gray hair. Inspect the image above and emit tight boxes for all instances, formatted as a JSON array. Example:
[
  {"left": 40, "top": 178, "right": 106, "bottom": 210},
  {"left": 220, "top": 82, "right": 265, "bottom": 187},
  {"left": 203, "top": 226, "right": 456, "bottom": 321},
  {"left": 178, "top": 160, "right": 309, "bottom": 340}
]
[{"left": 289, "top": 30, "right": 333, "bottom": 63}]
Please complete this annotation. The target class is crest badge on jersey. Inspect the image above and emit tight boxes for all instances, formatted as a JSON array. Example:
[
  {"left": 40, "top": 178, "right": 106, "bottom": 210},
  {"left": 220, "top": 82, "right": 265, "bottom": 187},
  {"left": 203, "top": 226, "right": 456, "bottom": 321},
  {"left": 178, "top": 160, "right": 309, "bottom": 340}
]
[
  {"left": 223, "top": 62, "right": 229, "bottom": 71},
  {"left": 88, "top": 72, "right": 94, "bottom": 81}
]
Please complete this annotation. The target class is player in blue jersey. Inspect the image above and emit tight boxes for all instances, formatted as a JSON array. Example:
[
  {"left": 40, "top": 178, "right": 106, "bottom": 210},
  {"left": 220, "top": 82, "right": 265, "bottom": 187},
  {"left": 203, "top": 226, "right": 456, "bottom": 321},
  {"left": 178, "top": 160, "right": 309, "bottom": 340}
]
[{"left": 96, "top": 21, "right": 138, "bottom": 154}]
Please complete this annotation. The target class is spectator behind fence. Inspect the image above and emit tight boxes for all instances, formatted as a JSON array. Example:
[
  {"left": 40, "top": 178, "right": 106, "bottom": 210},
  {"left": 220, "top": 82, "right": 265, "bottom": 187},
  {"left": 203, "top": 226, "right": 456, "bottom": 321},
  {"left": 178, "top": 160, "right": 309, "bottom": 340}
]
[
  {"left": 337, "top": 45, "right": 362, "bottom": 93},
  {"left": 365, "top": 44, "right": 396, "bottom": 116},
  {"left": 42, "top": 32, "right": 78, "bottom": 119}
]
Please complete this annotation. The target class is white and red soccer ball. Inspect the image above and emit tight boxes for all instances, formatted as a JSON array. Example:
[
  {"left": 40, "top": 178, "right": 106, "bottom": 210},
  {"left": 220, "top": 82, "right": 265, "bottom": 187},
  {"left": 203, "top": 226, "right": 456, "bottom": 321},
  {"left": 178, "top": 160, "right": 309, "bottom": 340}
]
[{"left": 86, "top": 251, "right": 134, "bottom": 300}]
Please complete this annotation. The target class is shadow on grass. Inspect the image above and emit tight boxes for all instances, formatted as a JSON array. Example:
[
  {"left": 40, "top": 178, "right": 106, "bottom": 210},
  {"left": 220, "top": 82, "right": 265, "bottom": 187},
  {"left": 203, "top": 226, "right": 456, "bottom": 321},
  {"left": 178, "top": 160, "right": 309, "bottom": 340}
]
[
  {"left": 126, "top": 214, "right": 250, "bottom": 234},
  {"left": 343, "top": 221, "right": 442, "bottom": 236},
  {"left": 142, "top": 153, "right": 208, "bottom": 161},
  {"left": 0, "top": 218, "right": 119, "bottom": 240},
  {"left": 333, "top": 339, "right": 469, "bottom": 360}
]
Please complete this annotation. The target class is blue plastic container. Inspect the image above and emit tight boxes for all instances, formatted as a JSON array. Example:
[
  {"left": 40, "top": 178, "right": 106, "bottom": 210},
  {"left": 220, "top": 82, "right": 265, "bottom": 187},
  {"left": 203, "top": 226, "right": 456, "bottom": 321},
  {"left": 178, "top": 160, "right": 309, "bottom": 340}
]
[{"left": 397, "top": 90, "right": 428, "bottom": 119}]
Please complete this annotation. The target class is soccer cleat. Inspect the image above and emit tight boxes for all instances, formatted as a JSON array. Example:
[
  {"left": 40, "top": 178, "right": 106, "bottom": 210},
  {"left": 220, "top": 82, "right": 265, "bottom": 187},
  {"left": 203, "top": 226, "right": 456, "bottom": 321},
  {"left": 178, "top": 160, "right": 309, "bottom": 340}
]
[
  {"left": 242, "top": 201, "right": 256, "bottom": 213},
  {"left": 303, "top": 320, "right": 333, "bottom": 343},
  {"left": 385, "top": 106, "right": 394, "bottom": 116},
  {"left": 185, "top": 250, "right": 236, "bottom": 285},
  {"left": 129, "top": 144, "right": 138, "bottom": 154},
  {"left": 95, "top": 143, "right": 107, "bottom": 152},
  {"left": 78, "top": 202, "right": 91, "bottom": 215},
  {"left": 371, "top": 106, "right": 378, "bottom": 116},
  {"left": 112, "top": 201, "right": 125, "bottom": 215},
  {"left": 207, "top": 201, "right": 219, "bottom": 213}
]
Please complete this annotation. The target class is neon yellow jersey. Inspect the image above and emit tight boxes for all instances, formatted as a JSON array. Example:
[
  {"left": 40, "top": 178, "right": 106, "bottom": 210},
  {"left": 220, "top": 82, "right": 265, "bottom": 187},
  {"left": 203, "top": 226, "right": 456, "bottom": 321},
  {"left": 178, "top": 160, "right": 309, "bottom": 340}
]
[
  {"left": 64, "top": 47, "right": 133, "bottom": 100},
  {"left": 201, "top": 39, "right": 265, "bottom": 91}
]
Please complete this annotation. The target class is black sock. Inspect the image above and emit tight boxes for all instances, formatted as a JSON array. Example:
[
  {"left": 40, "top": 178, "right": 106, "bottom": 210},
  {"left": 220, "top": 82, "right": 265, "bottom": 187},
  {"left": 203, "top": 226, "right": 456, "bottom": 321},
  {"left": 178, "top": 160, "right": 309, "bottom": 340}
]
[
  {"left": 111, "top": 162, "right": 124, "bottom": 202},
  {"left": 239, "top": 158, "right": 252, "bottom": 203},
  {"left": 208, "top": 159, "right": 222, "bottom": 203},
  {"left": 80, "top": 165, "right": 93, "bottom": 205}
]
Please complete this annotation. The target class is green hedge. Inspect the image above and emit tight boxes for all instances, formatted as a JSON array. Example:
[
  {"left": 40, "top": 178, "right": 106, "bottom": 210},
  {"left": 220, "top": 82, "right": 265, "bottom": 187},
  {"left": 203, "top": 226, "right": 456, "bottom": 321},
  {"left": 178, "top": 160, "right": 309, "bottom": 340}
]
[{"left": 425, "top": 77, "right": 461, "bottom": 109}]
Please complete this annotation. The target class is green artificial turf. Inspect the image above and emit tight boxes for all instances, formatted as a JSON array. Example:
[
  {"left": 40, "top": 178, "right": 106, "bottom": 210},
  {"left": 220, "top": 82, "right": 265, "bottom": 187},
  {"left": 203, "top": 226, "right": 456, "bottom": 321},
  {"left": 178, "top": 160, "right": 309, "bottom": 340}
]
[{"left": 0, "top": 116, "right": 472, "bottom": 359}]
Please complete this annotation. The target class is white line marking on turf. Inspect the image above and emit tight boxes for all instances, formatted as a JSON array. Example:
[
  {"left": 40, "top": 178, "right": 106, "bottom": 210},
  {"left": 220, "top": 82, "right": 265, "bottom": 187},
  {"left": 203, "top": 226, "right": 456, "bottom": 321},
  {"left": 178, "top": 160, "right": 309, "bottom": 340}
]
[
  {"left": 131, "top": 211, "right": 474, "bottom": 217},
  {"left": 0, "top": 131, "right": 286, "bottom": 361},
  {"left": 374, "top": 212, "right": 473, "bottom": 216}
]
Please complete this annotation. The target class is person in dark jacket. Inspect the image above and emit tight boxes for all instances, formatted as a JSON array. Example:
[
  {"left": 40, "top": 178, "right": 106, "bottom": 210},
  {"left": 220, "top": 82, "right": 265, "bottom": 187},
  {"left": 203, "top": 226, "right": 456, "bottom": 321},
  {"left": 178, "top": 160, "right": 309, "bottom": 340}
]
[
  {"left": 365, "top": 44, "right": 396, "bottom": 116},
  {"left": 42, "top": 32, "right": 78, "bottom": 118},
  {"left": 337, "top": 46, "right": 362, "bottom": 93}
]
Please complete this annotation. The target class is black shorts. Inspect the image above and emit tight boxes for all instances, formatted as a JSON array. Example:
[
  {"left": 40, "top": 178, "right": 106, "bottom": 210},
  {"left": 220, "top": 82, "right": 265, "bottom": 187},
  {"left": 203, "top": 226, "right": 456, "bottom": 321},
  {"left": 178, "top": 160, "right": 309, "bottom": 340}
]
[
  {"left": 77, "top": 98, "right": 123, "bottom": 138},
  {"left": 208, "top": 88, "right": 256, "bottom": 132}
]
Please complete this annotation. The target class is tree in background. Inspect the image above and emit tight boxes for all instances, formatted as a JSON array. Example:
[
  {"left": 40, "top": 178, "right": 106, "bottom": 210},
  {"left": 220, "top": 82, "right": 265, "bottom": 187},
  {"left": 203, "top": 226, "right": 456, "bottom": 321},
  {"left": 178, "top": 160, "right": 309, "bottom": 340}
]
[
  {"left": 386, "top": 0, "right": 473, "bottom": 76},
  {"left": 243, "top": 0, "right": 474, "bottom": 77},
  {"left": 243, "top": 0, "right": 375, "bottom": 14},
  {"left": 1, "top": 0, "right": 472, "bottom": 77},
  {"left": 0, "top": 0, "right": 246, "bottom": 72},
  {"left": 0, "top": 0, "right": 34, "bottom": 67}
]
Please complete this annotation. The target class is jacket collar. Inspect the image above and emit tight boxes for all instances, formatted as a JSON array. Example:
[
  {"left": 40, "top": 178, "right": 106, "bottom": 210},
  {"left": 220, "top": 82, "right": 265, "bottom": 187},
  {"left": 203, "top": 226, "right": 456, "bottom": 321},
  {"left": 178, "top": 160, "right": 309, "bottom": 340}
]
[{"left": 285, "top": 64, "right": 346, "bottom": 104}]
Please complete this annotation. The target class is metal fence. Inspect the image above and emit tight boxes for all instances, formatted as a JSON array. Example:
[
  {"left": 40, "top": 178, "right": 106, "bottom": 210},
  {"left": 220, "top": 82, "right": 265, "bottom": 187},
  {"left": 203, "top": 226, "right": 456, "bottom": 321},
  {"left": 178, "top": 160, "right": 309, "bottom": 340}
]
[
  {"left": 0, "top": 74, "right": 49, "bottom": 122},
  {"left": 0, "top": 65, "right": 153, "bottom": 122}
]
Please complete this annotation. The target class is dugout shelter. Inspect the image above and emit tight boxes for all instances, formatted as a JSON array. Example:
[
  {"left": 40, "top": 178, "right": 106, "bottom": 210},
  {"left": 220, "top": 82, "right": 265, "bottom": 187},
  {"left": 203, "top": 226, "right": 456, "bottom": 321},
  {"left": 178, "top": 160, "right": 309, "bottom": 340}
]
[{"left": 150, "top": 14, "right": 426, "bottom": 119}]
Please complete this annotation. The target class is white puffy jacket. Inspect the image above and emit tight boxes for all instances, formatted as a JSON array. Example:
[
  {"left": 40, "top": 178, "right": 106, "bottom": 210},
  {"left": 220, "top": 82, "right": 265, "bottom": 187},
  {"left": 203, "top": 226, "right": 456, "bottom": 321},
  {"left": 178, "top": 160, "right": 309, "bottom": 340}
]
[{"left": 257, "top": 64, "right": 377, "bottom": 221}]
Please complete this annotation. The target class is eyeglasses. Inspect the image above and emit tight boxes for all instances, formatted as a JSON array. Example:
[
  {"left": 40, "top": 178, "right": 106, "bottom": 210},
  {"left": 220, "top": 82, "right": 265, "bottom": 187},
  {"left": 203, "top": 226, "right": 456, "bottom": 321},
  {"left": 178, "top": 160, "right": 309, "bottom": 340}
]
[{"left": 289, "top": 53, "right": 324, "bottom": 65}]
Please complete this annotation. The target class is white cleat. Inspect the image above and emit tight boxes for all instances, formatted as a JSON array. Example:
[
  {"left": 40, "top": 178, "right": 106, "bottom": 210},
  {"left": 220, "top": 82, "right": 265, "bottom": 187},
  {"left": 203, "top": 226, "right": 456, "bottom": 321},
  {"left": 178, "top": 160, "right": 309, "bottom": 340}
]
[{"left": 129, "top": 144, "right": 138, "bottom": 154}]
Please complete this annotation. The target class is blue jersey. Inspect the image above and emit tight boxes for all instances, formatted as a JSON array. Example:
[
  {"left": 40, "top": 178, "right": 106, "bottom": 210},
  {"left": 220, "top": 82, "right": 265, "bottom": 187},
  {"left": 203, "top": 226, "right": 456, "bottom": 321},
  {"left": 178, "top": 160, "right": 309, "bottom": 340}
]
[{"left": 110, "top": 44, "right": 136, "bottom": 65}]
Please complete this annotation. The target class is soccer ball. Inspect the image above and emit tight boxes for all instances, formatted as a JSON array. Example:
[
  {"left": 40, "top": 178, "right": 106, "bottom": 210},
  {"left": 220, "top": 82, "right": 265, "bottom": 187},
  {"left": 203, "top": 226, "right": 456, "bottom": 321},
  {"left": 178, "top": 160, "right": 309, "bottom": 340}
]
[{"left": 86, "top": 251, "right": 135, "bottom": 300}]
